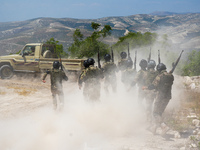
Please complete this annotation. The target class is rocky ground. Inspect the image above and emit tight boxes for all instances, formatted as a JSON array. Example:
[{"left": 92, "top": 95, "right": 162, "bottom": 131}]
[{"left": 0, "top": 74, "right": 200, "bottom": 150}]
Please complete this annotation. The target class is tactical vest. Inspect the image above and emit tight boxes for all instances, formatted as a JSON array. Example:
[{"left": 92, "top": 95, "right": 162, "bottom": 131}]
[
  {"left": 158, "top": 71, "right": 174, "bottom": 95},
  {"left": 146, "top": 69, "right": 159, "bottom": 86},
  {"left": 102, "top": 62, "right": 116, "bottom": 75}
]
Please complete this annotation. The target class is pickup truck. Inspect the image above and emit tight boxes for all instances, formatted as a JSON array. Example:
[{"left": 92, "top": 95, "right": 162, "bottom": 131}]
[{"left": 0, "top": 43, "right": 85, "bottom": 79}]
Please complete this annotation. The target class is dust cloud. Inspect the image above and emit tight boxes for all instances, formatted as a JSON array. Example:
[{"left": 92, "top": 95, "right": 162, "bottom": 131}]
[
  {"left": 0, "top": 35, "right": 187, "bottom": 149},
  {"left": 0, "top": 74, "right": 150, "bottom": 150}
]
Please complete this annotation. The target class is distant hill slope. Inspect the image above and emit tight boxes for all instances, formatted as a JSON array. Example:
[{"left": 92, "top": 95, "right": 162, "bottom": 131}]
[{"left": 0, "top": 13, "right": 200, "bottom": 55}]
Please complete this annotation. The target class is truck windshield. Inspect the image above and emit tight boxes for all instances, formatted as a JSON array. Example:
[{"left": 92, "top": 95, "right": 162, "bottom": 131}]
[{"left": 23, "top": 46, "right": 35, "bottom": 56}]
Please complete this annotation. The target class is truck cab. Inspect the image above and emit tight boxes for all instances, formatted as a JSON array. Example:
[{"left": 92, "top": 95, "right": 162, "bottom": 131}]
[{"left": 0, "top": 43, "right": 84, "bottom": 79}]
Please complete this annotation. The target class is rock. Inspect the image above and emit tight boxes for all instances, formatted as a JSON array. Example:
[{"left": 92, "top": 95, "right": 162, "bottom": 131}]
[
  {"left": 192, "top": 119, "right": 200, "bottom": 127},
  {"left": 190, "top": 83, "right": 196, "bottom": 90},
  {"left": 187, "top": 113, "right": 198, "bottom": 119},
  {"left": 174, "top": 131, "right": 181, "bottom": 138},
  {"left": 193, "top": 130, "right": 198, "bottom": 135}
]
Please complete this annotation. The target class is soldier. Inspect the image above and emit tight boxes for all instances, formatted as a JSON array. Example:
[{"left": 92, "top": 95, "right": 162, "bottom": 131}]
[
  {"left": 78, "top": 59, "right": 89, "bottom": 94},
  {"left": 145, "top": 60, "right": 159, "bottom": 123},
  {"left": 131, "top": 59, "right": 148, "bottom": 108},
  {"left": 29, "top": 46, "right": 35, "bottom": 56},
  {"left": 118, "top": 52, "right": 128, "bottom": 71},
  {"left": 79, "top": 58, "right": 104, "bottom": 101},
  {"left": 145, "top": 63, "right": 174, "bottom": 134},
  {"left": 121, "top": 58, "right": 137, "bottom": 90},
  {"left": 42, "top": 61, "right": 68, "bottom": 111},
  {"left": 102, "top": 54, "right": 118, "bottom": 94}
]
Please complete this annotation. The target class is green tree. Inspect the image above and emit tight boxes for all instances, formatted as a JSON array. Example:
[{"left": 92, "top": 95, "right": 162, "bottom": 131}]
[
  {"left": 113, "top": 31, "right": 157, "bottom": 53},
  {"left": 182, "top": 50, "right": 200, "bottom": 76},
  {"left": 68, "top": 22, "right": 112, "bottom": 58},
  {"left": 45, "top": 37, "right": 68, "bottom": 57}
]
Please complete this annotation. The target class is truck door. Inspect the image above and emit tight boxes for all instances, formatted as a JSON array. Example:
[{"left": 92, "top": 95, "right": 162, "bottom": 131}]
[{"left": 13, "top": 45, "right": 39, "bottom": 72}]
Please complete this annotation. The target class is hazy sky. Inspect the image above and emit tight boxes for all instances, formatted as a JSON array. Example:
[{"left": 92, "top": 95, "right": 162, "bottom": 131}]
[{"left": 0, "top": 0, "right": 200, "bottom": 22}]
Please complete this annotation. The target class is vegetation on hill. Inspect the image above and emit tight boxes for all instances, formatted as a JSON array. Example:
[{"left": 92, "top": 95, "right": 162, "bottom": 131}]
[
  {"left": 112, "top": 31, "right": 157, "bottom": 54},
  {"left": 68, "top": 22, "right": 112, "bottom": 58},
  {"left": 182, "top": 50, "right": 200, "bottom": 76}
]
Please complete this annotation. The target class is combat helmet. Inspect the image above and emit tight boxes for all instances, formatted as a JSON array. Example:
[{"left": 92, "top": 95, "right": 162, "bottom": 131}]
[
  {"left": 104, "top": 54, "right": 111, "bottom": 62},
  {"left": 87, "top": 58, "right": 95, "bottom": 66},
  {"left": 83, "top": 60, "right": 89, "bottom": 68},
  {"left": 53, "top": 61, "right": 60, "bottom": 69},
  {"left": 120, "top": 52, "right": 127, "bottom": 59},
  {"left": 147, "top": 60, "right": 156, "bottom": 70},
  {"left": 156, "top": 63, "right": 167, "bottom": 72},
  {"left": 139, "top": 59, "right": 147, "bottom": 69}
]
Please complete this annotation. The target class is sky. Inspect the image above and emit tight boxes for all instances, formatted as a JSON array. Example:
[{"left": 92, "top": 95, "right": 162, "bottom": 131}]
[{"left": 0, "top": 0, "right": 200, "bottom": 22}]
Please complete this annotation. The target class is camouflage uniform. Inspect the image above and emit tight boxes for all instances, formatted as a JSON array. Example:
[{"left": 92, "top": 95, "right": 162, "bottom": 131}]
[
  {"left": 121, "top": 68, "right": 137, "bottom": 88},
  {"left": 79, "top": 65, "right": 104, "bottom": 101},
  {"left": 118, "top": 58, "right": 128, "bottom": 71},
  {"left": 132, "top": 69, "right": 148, "bottom": 107},
  {"left": 102, "top": 62, "right": 118, "bottom": 93},
  {"left": 149, "top": 70, "right": 174, "bottom": 125},
  {"left": 42, "top": 68, "right": 68, "bottom": 110},
  {"left": 145, "top": 68, "right": 159, "bottom": 122}
]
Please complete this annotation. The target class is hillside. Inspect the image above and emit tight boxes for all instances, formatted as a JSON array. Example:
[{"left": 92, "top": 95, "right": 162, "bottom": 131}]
[{"left": 0, "top": 13, "right": 200, "bottom": 55}]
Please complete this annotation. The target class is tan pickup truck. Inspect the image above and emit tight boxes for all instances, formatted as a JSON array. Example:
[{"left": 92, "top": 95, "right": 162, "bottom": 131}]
[{"left": 0, "top": 43, "right": 85, "bottom": 79}]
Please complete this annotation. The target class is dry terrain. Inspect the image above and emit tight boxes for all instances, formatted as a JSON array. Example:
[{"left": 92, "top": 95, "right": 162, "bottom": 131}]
[{"left": 0, "top": 74, "right": 198, "bottom": 150}]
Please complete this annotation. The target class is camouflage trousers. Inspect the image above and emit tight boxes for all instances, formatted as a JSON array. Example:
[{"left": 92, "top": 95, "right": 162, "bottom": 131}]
[
  {"left": 51, "top": 88, "right": 64, "bottom": 111},
  {"left": 152, "top": 96, "right": 170, "bottom": 125},
  {"left": 83, "top": 82, "right": 101, "bottom": 101},
  {"left": 145, "top": 90, "right": 157, "bottom": 122},
  {"left": 104, "top": 76, "right": 117, "bottom": 94},
  {"left": 138, "top": 87, "right": 147, "bottom": 109}
]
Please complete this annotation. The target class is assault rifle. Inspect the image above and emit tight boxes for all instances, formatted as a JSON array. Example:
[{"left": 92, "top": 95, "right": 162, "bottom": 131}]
[
  {"left": 169, "top": 50, "right": 184, "bottom": 74},
  {"left": 97, "top": 51, "right": 101, "bottom": 69},
  {"left": 158, "top": 50, "right": 161, "bottom": 64},
  {"left": 59, "top": 52, "right": 63, "bottom": 71},
  {"left": 111, "top": 47, "right": 114, "bottom": 62},
  {"left": 127, "top": 43, "right": 131, "bottom": 59},
  {"left": 134, "top": 50, "right": 137, "bottom": 71},
  {"left": 148, "top": 48, "right": 151, "bottom": 62}
]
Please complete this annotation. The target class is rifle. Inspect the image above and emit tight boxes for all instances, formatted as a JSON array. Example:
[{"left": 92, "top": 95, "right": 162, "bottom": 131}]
[
  {"left": 97, "top": 51, "right": 101, "bottom": 69},
  {"left": 169, "top": 50, "right": 184, "bottom": 74},
  {"left": 134, "top": 50, "right": 137, "bottom": 71},
  {"left": 59, "top": 52, "right": 63, "bottom": 71},
  {"left": 148, "top": 48, "right": 151, "bottom": 62},
  {"left": 127, "top": 43, "right": 131, "bottom": 59},
  {"left": 111, "top": 47, "right": 114, "bottom": 63},
  {"left": 158, "top": 50, "right": 161, "bottom": 64}
]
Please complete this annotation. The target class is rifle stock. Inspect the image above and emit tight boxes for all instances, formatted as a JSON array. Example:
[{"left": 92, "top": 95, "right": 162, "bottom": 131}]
[{"left": 169, "top": 50, "right": 184, "bottom": 74}]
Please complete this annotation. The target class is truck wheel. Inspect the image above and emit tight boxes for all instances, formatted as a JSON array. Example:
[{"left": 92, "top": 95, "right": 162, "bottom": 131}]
[{"left": 0, "top": 65, "right": 14, "bottom": 79}]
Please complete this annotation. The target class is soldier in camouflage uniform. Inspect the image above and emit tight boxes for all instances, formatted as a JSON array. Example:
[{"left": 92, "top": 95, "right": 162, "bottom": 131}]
[
  {"left": 131, "top": 59, "right": 148, "bottom": 108},
  {"left": 118, "top": 52, "right": 128, "bottom": 72},
  {"left": 102, "top": 54, "right": 118, "bottom": 94},
  {"left": 146, "top": 63, "right": 174, "bottom": 134},
  {"left": 145, "top": 60, "right": 159, "bottom": 122},
  {"left": 79, "top": 58, "right": 104, "bottom": 101},
  {"left": 78, "top": 60, "right": 89, "bottom": 89},
  {"left": 42, "top": 61, "right": 68, "bottom": 111},
  {"left": 121, "top": 58, "right": 137, "bottom": 90}
]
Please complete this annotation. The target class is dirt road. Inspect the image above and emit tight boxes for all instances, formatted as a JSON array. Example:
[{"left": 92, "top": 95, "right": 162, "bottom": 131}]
[{"left": 0, "top": 76, "right": 188, "bottom": 150}]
